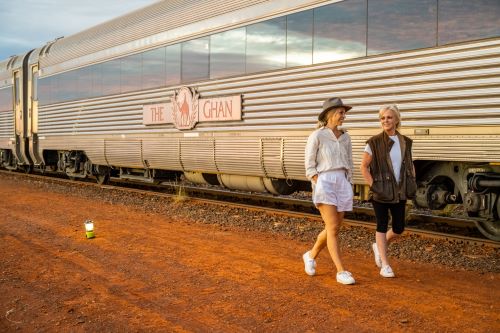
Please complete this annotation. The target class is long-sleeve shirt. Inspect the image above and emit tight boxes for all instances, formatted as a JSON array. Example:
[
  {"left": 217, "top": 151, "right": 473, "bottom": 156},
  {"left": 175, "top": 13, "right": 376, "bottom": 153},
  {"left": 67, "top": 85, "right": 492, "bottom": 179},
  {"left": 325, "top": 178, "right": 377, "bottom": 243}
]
[{"left": 305, "top": 127, "right": 353, "bottom": 182}]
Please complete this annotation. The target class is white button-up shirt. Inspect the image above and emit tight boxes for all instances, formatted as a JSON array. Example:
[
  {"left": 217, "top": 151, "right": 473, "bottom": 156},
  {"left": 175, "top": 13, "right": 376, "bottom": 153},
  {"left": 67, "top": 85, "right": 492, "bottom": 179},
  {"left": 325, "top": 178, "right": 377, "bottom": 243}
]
[{"left": 305, "top": 127, "right": 353, "bottom": 182}]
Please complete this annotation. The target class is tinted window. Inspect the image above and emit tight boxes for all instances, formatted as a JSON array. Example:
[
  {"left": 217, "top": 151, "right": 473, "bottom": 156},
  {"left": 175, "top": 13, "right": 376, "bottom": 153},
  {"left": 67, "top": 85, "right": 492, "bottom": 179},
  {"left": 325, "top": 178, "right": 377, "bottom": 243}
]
[
  {"left": 121, "top": 53, "right": 142, "bottom": 93},
  {"left": 143, "top": 47, "right": 166, "bottom": 90},
  {"left": 182, "top": 37, "right": 209, "bottom": 83},
  {"left": 166, "top": 44, "right": 181, "bottom": 86},
  {"left": 210, "top": 28, "right": 246, "bottom": 78},
  {"left": 313, "top": 0, "right": 367, "bottom": 63},
  {"left": 0, "top": 87, "right": 12, "bottom": 111},
  {"left": 91, "top": 63, "right": 103, "bottom": 98},
  {"left": 439, "top": 0, "right": 500, "bottom": 45},
  {"left": 57, "top": 71, "right": 74, "bottom": 102},
  {"left": 32, "top": 71, "right": 38, "bottom": 101},
  {"left": 102, "top": 59, "right": 121, "bottom": 96},
  {"left": 247, "top": 17, "right": 286, "bottom": 72},
  {"left": 38, "top": 77, "right": 49, "bottom": 105},
  {"left": 77, "top": 66, "right": 92, "bottom": 100},
  {"left": 368, "top": 0, "right": 437, "bottom": 55},
  {"left": 287, "top": 10, "right": 313, "bottom": 67}
]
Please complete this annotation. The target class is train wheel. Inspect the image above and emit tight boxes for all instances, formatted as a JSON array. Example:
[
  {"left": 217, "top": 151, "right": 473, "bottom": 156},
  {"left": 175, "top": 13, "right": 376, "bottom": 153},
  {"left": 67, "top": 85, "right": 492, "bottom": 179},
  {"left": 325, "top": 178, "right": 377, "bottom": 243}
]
[
  {"left": 475, "top": 220, "right": 500, "bottom": 241},
  {"left": 475, "top": 198, "right": 500, "bottom": 241},
  {"left": 96, "top": 173, "right": 110, "bottom": 185},
  {"left": 94, "top": 165, "right": 110, "bottom": 185}
]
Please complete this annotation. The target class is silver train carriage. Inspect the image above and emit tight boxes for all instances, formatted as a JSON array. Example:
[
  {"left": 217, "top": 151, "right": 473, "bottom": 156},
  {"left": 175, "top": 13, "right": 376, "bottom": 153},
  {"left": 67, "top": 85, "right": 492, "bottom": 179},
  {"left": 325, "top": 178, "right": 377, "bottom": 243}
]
[{"left": 0, "top": 0, "right": 499, "bottom": 240}]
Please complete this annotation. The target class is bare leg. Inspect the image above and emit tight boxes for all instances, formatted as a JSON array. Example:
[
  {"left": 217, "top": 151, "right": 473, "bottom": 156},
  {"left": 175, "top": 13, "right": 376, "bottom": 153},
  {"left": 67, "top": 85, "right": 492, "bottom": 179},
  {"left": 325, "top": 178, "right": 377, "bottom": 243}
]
[
  {"left": 309, "top": 229, "right": 327, "bottom": 259},
  {"left": 317, "top": 204, "right": 345, "bottom": 272},
  {"left": 376, "top": 229, "right": 400, "bottom": 267}
]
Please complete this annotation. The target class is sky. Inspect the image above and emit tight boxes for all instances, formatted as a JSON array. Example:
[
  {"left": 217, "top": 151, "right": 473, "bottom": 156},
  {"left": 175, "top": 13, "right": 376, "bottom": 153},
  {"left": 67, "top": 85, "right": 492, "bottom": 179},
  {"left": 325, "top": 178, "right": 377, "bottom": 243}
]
[{"left": 0, "top": 0, "right": 159, "bottom": 60}]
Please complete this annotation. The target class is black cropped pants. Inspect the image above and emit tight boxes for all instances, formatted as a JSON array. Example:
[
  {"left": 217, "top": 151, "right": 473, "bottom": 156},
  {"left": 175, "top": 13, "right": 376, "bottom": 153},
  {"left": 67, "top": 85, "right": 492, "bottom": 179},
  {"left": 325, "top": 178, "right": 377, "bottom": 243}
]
[{"left": 372, "top": 200, "right": 406, "bottom": 234}]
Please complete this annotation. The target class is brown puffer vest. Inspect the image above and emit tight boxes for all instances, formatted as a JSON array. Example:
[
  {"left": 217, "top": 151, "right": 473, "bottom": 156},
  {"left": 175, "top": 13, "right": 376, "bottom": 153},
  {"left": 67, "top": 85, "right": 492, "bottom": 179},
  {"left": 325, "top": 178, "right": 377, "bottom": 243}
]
[{"left": 367, "top": 131, "right": 416, "bottom": 203}]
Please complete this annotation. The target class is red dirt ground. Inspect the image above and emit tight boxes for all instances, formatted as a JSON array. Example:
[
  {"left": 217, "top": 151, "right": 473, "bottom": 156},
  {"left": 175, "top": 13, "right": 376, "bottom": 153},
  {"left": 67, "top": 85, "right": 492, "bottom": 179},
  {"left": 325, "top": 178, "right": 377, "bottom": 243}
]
[{"left": 0, "top": 177, "right": 498, "bottom": 332}]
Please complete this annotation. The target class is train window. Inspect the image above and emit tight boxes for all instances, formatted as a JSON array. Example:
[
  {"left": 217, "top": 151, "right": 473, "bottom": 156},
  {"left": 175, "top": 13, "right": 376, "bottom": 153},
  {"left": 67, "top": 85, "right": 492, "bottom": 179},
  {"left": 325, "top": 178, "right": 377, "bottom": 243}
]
[
  {"left": 313, "top": 0, "right": 367, "bottom": 63},
  {"left": 121, "top": 53, "right": 142, "bottom": 93},
  {"left": 51, "top": 72, "right": 65, "bottom": 103},
  {"left": 143, "top": 47, "right": 166, "bottom": 90},
  {"left": 368, "top": 0, "right": 437, "bottom": 55},
  {"left": 181, "top": 37, "right": 209, "bottom": 83},
  {"left": 32, "top": 71, "right": 38, "bottom": 101},
  {"left": 90, "top": 63, "right": 103, "bottom": 98},
  {"left": 14, "top": 76, "right": 20, "bottom": 105},
  {"left": 0, "top": 88, "right": 12, "bottom": 111},
  {"left": 38, "top": 77, "right": 48, "bottom": 105},
  {"left": 77, "top": 66, "right": 92, "bottom": 100},
  {"left": 101, "top": 59, "right": 121, "bottom": 96},
  {"left": 287, "top": 9, "right": 313, "bottom": 67},
  {"left": 166, "top": 44, "right": 181, "bottom": 86},
  {"left": 63, "top": 70, "right": 78, "bottom": 102},
  {"left": 438, "top": 0, "right": 500, "bottom": 45},
  {"left": 246, "top": 17, "right": 286, "bottom": 73},
  {"left": 210, "top": 28, "right": 246, "bottom": 79}
]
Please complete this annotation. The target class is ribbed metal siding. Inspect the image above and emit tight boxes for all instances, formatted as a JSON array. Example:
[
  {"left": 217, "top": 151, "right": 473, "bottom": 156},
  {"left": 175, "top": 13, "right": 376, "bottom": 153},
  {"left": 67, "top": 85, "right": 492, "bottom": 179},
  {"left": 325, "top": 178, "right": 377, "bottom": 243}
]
[
  {"left": 41, "top": 0, "right": 269, "bottom": 69},
  {"left": 215, "top": 139, "right": 263, "bottom": 176},
  {"left": 37, "top": 39, "right": 500, "bottom": 136},
  {"left": 283, "top": 139, "right": 307, "bottom": 179},
  {"left": 142, "top": 137, "right": 182, "bottom": 170},
  {"left": 34, "top": 38, "right": 500, "bottom": 181},
  {"left": 105, "top": 140, "right": 143, "bottom": 168},
  {"left": 180, "top": 138, "right": 218, "bottom": 173},
  {"left": 0, "top": 111, "right": 14, "bottom": 139}
]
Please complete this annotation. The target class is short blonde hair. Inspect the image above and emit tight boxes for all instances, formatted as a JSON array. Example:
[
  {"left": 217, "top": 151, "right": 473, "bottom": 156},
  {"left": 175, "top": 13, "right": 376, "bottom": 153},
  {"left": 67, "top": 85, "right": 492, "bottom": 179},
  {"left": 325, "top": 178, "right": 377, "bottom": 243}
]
[{"left": 379, "top": 104, "right": 401, "bottom": 129}]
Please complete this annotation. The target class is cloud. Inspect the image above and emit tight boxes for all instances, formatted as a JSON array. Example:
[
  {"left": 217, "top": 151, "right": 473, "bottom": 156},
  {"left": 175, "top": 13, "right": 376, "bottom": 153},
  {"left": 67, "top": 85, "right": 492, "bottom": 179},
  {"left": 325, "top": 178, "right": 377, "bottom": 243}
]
[{"left": 0, "top": 0, "right": 157, "bottom": 60}]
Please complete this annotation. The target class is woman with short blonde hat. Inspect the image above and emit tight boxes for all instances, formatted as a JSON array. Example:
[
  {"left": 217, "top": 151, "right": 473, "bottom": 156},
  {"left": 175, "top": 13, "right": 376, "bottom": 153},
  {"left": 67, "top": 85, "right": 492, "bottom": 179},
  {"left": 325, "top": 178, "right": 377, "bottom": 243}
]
[
  {"left": 302, "top": 97, "right": 355, "bottom": 285},
  {"left": 360, "top": 104, "right": 417, "bottom": 278}
]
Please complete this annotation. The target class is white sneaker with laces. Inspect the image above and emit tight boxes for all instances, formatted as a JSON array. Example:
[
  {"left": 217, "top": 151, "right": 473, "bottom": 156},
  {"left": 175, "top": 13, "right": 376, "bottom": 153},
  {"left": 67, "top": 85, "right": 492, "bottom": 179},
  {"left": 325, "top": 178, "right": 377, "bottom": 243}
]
[
  {"left": 380, "top": 265, "right": 395, "bottom": 278},
  {"left": 372, "top": 243, "right": 382, "bottom": 268},
  {"left": 302, "top": 251, "right": 316, "bottom": 276},
  {"left": 336, "top": 271, "right": 355, "bottom": 285}
]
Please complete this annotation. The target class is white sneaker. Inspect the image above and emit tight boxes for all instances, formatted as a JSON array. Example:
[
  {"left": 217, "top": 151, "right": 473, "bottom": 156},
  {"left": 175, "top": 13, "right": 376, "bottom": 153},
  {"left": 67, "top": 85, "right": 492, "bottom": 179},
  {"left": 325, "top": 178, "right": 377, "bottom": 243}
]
[
  {"left": 336, "top": 271, "right": 355, "bottom": 285},
  {"left": 372, "top": 243, "right": 382, "bottom": 268},
  {"left": 302, "top": 251, "right": 316, "bottom": 276},
  {"left": 380, "top": 265, "right": 395, "bottom": 278}
]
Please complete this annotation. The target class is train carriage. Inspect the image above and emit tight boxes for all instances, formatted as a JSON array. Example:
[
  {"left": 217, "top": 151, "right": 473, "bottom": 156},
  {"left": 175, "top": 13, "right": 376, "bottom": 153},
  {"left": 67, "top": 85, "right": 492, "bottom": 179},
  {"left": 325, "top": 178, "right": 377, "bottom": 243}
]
[{"left": 0, "top": 0, "right": 499, "bottom": 239}]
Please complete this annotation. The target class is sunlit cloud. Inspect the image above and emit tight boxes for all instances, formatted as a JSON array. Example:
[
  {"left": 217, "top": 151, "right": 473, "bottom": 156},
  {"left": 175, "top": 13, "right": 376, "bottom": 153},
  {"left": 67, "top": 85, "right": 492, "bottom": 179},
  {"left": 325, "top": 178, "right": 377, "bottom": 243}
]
[{"left": 0, "top": 0, "right": 158, "bottom": 60}]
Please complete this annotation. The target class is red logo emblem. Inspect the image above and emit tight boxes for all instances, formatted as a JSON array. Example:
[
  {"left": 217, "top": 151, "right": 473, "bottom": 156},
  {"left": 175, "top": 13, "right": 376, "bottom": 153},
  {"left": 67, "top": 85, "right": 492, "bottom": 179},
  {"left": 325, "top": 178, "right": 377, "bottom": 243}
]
[{"left": 171, "top": 87, "right": 199, "bottom": 130}]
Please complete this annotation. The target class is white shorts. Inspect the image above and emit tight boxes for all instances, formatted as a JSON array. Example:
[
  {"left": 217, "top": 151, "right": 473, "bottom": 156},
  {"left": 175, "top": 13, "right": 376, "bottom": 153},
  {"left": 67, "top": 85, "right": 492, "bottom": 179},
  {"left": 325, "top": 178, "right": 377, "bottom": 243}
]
[{"left": 312, "top": 170, "right": 353, "bottom": 212}]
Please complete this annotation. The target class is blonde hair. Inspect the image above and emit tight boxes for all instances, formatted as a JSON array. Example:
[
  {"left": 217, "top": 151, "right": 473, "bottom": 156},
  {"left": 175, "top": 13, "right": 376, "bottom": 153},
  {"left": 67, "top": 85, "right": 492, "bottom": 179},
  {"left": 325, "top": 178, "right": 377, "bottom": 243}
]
[
  {"left": 316, "top": 108, "right": 341, "bottom": 128},
  {"left": 379, "top": 104, "right": 401, "bottom": 129}
]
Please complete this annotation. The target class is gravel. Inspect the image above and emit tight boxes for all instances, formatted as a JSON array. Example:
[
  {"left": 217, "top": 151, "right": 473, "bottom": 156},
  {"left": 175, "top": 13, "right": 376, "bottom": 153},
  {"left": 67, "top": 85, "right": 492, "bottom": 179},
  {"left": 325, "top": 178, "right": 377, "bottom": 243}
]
[{"left": 9, "top": 173, "right": 500, "bottom": 273}]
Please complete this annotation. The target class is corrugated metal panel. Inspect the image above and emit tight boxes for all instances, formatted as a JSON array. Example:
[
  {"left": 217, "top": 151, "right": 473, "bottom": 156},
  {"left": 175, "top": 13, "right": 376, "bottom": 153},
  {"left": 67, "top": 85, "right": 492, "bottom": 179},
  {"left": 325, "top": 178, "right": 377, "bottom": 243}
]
[
  {"left": 79, "top": 139, "right": 107, "bottom": 166},
  {"left": 142, "top": 137, "right": 182, "bottom": 170},
  {"left": 105, "top": 140, "right": 143, "bottom": 168},
  {"left": 261, "top": 138, "right": 285, "bottom": 178},
  {"left": 0, "top": 111, "right": 14, "bottom": 139},
  {"left": 180, "top": 138, "right": 217, "bottom": 172},
  {"left": 215, "top": 138, "right": 263, "bottom": 176},
  {"left": 283, "top": 138, "right": 307, "bottom": 179}
]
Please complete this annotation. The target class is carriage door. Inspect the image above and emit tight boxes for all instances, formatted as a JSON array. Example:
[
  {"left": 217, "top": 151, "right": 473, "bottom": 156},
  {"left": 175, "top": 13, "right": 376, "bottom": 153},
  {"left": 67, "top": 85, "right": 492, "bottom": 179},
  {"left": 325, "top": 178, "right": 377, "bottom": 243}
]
[
  {"left": 28, "top": 65, "right": 42, "bottom": 164},
  {"left": 13, "top": 70, "right": 25, "bottom": 164}
]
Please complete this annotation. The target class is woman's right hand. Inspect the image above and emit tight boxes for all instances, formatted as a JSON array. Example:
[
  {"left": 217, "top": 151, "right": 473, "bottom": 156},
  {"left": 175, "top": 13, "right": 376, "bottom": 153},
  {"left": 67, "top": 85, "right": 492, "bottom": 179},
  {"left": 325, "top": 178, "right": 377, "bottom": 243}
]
[{"left": 312, "top": 174, "right": 318, "bottom": 184}]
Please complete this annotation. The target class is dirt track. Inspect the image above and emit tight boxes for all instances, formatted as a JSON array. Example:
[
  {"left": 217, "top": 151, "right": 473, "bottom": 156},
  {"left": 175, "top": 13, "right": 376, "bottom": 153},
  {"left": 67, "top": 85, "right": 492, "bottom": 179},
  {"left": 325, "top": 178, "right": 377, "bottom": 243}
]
[{"left": 0, "top": 175, "right": 498, "bottom": 332}]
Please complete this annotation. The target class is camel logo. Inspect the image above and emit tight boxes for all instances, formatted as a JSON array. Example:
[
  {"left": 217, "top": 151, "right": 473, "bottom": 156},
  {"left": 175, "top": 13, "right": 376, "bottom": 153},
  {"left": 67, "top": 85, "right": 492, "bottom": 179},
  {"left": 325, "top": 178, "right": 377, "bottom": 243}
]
[
  {"left": 172, "top": 87, "right": 199, "bottom": 130},
  {"left": 143, "top": 86, "right": 241, "bottom": 129}
]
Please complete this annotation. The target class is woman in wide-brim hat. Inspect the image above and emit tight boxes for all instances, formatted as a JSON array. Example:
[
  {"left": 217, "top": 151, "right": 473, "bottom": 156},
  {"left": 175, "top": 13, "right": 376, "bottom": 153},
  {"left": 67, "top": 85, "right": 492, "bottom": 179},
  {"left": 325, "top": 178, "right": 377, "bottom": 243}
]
[{"left": 302, "top": 97, "right": 356, "bottom": 285}]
